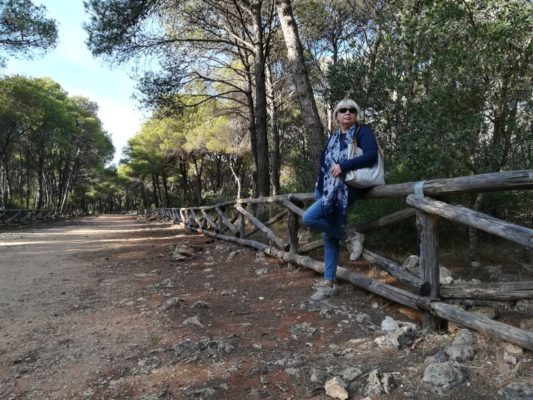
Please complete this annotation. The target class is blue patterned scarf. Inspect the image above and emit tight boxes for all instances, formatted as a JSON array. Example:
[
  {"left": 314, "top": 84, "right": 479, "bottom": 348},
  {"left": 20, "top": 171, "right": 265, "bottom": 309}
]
[{"left": 320, "top": 124, "right": 357, "bottom": 222}]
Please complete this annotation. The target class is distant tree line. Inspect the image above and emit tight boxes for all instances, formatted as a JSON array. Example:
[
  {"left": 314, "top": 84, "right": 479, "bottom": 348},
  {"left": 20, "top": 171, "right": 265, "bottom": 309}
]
[
  {"left": 0, "top": 76, "right": 114, "bottom": 211},
  {"left": 0, "top": 1, "right": 116, "bottom": 211}
]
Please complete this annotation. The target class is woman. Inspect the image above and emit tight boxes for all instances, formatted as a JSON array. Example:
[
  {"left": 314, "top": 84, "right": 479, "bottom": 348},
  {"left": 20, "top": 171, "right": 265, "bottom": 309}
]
[{"left": 302, "top": 98, "right": 379, "bottom": 301}]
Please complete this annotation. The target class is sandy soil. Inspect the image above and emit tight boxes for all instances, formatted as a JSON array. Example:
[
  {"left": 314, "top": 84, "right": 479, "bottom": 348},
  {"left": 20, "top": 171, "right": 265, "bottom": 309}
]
[{"left": 0, "top": 215, "right": 531, "bottom": 400}]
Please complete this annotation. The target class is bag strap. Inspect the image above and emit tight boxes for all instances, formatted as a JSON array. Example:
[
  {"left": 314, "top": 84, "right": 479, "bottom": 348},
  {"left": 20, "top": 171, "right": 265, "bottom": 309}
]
[{"left": 354, "top": 124, "right": 385, "bottom": 159}]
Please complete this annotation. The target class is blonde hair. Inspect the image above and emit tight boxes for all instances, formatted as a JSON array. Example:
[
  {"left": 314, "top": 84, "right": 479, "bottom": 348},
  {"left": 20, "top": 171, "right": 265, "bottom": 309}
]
[{"left": 333, "top": 99, "right": 361, "bottom": 122}]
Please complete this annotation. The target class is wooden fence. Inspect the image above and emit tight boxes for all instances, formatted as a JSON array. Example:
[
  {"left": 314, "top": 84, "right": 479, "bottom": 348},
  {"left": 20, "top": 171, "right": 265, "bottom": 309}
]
[
  {"left": 0, "top": 208, "right": 85, "bottom": 227},
  {"left": 153, "top": 169, "right": 533, "bottom": 350}
]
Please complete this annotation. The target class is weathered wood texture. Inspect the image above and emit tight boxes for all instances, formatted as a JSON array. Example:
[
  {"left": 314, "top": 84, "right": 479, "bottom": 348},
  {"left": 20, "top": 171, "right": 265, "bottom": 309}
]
[
  {"left": 298, "top": 239, "right": 324, "bottom": 254},
  {"left": 288, "top": 210, "right": 299, "bottom": 253},
  {"left": 440, "top": 281, "right": 533, "bottom": 300},
  {"left": 354, "top": 208, "right": 415, "bottom": 233},
  {"left": 201, "top": 209, "right": 219, "bottom": 231},
  {"left": 281, "top": 199, "right": 305, "bottom": 217},
  {"left": 245, "top": 210, "right": 287, "bottom": 237},
  {"left": 0, "top": 209, "right": 80, "bottom": 226},
  {"left": 362, "top": 249, "right": 429, "bottom": 295},
  {"left": 234, "top": 204, "right": 287, "bottom": 249},
  {"left": 289, "top": 170, "right": 533, "bottom": 201},
  {"left": 431, "top": 302, "right": 533, "bottom": 351},
  {"left": 417, "top": 211, "right": 441, "bottom": 330},
  {"left": 407, "top": 195, "right": 533, "bottom": 249}
]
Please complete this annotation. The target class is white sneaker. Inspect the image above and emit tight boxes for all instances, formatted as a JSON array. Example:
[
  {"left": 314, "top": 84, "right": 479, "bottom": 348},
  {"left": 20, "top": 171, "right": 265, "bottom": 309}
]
[
  {"left": 346, "top": 231, "right": 365, "bottom": 261},
  {"left": 310, "top": 282, "right": 336, "bottom": 301}
]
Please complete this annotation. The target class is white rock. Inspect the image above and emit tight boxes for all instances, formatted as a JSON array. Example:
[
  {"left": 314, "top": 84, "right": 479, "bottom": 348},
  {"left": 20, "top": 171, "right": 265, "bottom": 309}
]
[
  {"left": 255, "top": 267, "right": 269, "bottom": 276},
  {"left": 503, "top": 342, "right": 523, "bottom": 355},
  {"left": 374, "top": 326, "right": 416, "bottom": 349},
  {"left": 381, "top": 316, "right": 400, "bottom": 332},
  {"left": 471, "top": 261, "right": 481, "bottom": 268},
  {"left": 324, "top": 377, "right": 349, "bottom": 400},
  {"left": 446, "top": 344, "right": 475, "bottom": 362},
  {"left": 439, "top": 266, "right": 453, "bottom": 285},
  {"left": 402, "top": 255, "right": 419, "bottom": 275},
  {"left": 503, "top": 352, "right": 517, "bottom": 365},
  {"left": 422, "top": 362, "right": 465, "bottom": 388},
  {"left": 182, "top": 316, "right": 204, "bottom": 328},
  {"left": 340, "top": 366, "right": 363, "bottom": 382},
  {"left": 365, "top": 370, "right": 394, "bottom": 396}
]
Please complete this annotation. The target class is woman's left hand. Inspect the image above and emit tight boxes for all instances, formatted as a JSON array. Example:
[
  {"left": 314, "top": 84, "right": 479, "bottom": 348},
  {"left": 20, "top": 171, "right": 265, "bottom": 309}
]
[{"left": 331, "top": 164, "right": 342, "bottom": 177}]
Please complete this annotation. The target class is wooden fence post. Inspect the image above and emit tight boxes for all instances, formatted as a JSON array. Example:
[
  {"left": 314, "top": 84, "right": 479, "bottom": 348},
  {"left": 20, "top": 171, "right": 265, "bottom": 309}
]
[
  {"left": 416, "top": 210, "right": 441, "bottom": 330},
  {"left": 239, "top": 207, "right": 246, "bottom": 238},
  {"left": 287, "top": 199, "right": 303, "bottom": 254},
  {"left": 288, "top": 210, "right": 299, "bottom": 253},
  {"left": 217, "top": 208, "right": 224, "bottom": 233}
]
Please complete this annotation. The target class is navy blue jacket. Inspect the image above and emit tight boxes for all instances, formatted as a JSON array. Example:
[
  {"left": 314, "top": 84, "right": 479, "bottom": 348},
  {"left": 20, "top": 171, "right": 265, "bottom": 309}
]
[{"left": 315, "top": 124, "right": 378, "bottom": 202}]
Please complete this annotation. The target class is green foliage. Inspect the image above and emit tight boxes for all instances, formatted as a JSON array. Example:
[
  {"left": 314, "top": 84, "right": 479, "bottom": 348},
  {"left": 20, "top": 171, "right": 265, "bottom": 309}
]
[
  {"left": 327, "top": 0, "right": 532, "bottom": 182},
  {"left": 0, "top": 0, "right": 58, "bottom": 66},
  {"left": 0, "top": 75, "right": 114, "bottom": 210}
]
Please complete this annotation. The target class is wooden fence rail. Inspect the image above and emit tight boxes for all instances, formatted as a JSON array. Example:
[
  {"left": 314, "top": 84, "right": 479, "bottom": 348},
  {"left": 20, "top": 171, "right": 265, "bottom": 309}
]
[
  {"left": 0, "top": 208, "right": 85, "bottom": 227},
  {"left": 152, "top": 169, "right": 533, "bottom": 350}
]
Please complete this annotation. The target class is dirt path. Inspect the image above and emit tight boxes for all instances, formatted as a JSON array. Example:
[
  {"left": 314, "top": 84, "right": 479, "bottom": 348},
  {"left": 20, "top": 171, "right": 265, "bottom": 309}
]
[{"left": 0, "top": 215, "right": 530, "bottom": 399}]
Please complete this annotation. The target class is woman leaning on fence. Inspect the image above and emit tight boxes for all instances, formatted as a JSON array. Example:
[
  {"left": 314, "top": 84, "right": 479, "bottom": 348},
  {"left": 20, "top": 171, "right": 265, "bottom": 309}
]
[{"left": 302, "top": 98, "right": 379, "bottom": 301}]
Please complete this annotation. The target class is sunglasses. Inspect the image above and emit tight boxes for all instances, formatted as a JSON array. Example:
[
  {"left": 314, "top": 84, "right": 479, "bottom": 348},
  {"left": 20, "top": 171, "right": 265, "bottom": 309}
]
[{"left": 338, "top": 107, "right": 357, "bottom": 114}]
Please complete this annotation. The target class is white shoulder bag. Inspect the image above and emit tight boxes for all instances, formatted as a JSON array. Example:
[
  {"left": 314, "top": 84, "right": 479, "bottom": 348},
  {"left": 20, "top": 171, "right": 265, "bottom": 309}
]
[{"left": 344, "top": 132, "right": 385, "bottom": 188}]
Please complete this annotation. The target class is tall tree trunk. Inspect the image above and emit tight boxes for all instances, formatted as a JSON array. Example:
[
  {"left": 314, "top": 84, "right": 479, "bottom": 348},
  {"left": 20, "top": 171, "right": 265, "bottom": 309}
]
[
  {"left": 151, "top": 174, "right": 159, "bottom": 208},
  {"left": 192, "top": 155, "right": 204, "bottom": 205},
  {"left": 276, "top": 0, "right": 324, "bottom": 168},
  {"left": 179, "top": 160, "right": 189, "bottom": 200},
  {"left": 252, "top": 0, "right": 270, "bottom": 198},
  {"left": 162, "top": 174, "right": 170, "bottom": 207},
  {"left": 266, "top": 64, "right": 281, "bottom": 195}
]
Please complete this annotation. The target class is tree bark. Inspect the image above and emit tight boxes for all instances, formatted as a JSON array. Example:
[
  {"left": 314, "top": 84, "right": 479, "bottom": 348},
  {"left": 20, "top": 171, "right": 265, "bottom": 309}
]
[
  {"left": 252, "top": 1, "right": 270, "bottom": 198},
  {"left": 276, "top": 0, "right": 324, "bottom": 168},
  {"left": 266, "top": 63, "right": 281, "bottom": 195}
]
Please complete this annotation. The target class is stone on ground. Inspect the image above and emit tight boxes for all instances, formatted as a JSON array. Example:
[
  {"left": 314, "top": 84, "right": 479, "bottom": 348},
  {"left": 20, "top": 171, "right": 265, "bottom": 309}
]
[
  {"left": 324, "top": 376, "right": 349, "bottom": 400},
  {"left": 182, "top": 316, "right": 204, "bottom": 328},
  {"left": 439, "top": 266, "right": 454, "bottom": 285},
  {"left": 503, "top": 342, "right": 524, "bottom": 355},
  {"left": 374, "top": 326, "right": 416, "bottom": 349},
  {"left": 422, "top": 362, "right": 465, "bottom": 388},
  {"left": 402, "top": 255, "right": 419, "bottom": 275},
  {"left": 340, "top": 366, "right": 363, "bottom": 382},
  {"left": 381, "top": 316, "right": 399, "bottom": 331},
  {"left": 173, "top": 245, "right": 194, "bottom": 258},
  {"left": 191, "top": 300, "right": 209, "bottom": 309},
  {"left": 365, "top": 370, "right": 395, "bottom": 396},
  {"left": 158, "top": 297, "right": 184, "bottom": 311},
  {"left": 498, "top": 381, "right": 533, "bottom": 400}
]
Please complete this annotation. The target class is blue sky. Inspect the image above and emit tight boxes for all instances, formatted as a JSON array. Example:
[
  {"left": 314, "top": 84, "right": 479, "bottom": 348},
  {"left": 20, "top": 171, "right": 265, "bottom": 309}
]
[{"left": 3, "top": 1, "right": 145, "bottom": 164}]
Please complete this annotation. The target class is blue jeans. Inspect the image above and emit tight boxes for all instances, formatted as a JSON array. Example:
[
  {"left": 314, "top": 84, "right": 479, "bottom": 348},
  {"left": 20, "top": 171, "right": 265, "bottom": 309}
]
[{"left": 302, "top": 196, "right": 347, "bottom": 282}]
